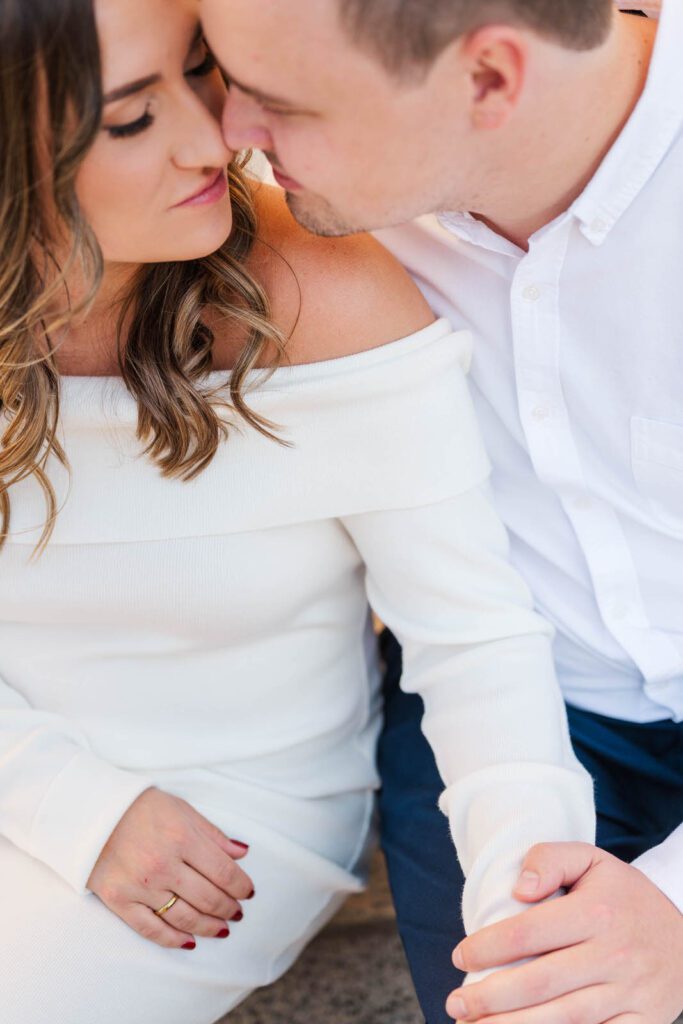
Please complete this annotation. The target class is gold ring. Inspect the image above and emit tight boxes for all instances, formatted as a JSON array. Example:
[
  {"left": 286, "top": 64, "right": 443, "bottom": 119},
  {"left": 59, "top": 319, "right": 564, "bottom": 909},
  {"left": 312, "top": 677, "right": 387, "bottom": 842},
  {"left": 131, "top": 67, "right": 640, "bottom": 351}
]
[{"left": 154, "top": 893, "right": 179, "bottom": 917}]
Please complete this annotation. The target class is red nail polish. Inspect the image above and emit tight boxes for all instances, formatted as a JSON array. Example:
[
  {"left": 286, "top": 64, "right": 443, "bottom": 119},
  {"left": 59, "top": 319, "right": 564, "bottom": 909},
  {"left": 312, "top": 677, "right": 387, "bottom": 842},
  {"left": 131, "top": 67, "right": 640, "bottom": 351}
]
[
  {"left": 216, "top": 928, "right": 230, "bottom": 939},
  {"left": 182, "top": 941, "right": 196, "bottom": 950},
  {"left": 246, "top": 888, "right": 255, "bottom": 900},
  {"left": 230, "top": 839, "right": 250, "bottom": 851},
  {"left": 232, "top": 910, "right": 244, "bottom": 922}
]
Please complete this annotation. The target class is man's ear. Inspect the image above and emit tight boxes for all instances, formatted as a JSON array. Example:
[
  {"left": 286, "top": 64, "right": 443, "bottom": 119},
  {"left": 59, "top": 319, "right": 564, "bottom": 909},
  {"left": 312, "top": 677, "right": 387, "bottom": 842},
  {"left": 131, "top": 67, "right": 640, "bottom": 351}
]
[{"left": 461, "top": 25, "right": 528, "bottom": 130}]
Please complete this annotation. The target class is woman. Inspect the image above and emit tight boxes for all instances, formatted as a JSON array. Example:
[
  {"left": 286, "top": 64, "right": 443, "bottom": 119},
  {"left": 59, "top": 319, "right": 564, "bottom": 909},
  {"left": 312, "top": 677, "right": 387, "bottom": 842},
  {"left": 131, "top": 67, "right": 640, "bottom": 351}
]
[{"left": 0, "top": 0, "right": 594, "bottom": 1021}]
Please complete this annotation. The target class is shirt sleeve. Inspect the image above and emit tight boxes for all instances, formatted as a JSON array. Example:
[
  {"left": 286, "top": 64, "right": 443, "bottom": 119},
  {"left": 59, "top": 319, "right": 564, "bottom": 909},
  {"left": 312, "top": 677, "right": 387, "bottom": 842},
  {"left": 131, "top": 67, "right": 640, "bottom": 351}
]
[
  {"left": 633, "top": 822, "right": 683, "bottom": 913},
  {"left": 341, "top": 482, "right": 596, "bottom": 941},
  {"left": 0, "top": 682, "right": 153, "bottom": 893}
]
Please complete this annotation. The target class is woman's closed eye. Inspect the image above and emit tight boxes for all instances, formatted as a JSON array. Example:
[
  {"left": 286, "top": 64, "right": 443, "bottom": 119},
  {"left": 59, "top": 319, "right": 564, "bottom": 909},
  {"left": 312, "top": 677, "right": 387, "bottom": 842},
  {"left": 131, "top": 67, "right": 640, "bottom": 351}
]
[
  {"left": 106, "top": 105, "right": 154, "bottom": 140},
  {"left": 104, "top": 46, "right": 218, "bottom": 141}
]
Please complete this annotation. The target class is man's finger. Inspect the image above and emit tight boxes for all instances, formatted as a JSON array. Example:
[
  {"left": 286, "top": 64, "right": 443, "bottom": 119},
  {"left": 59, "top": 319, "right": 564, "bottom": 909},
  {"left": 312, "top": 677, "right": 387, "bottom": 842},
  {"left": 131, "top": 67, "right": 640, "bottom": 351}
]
[
  {"left": 453, "top": 892, "right": 589, "bottom": 972},
  {"left": 446, "top": 982, "right": 619, "bottom": 1024},
  {"left": 448, "top": 942, "right": 603, "bottom": 1019},
  {"left": 513, "top": 842, "right": 599, "bottom": 903}
]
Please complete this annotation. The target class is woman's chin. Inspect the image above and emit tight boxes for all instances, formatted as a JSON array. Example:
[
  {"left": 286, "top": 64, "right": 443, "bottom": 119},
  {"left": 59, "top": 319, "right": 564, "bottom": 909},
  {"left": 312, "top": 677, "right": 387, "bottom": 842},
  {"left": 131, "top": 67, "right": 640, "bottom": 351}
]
[
  {"left": 173, "top": 235, "right": 233, "bottom": 261},
  {"left": 169, "top": 211, "right": 235, "bottom": 261},
  {"left": 137, "top": 207, "right": 235, "bottom": 263},
  {"left": 117, "top": 226, "right": 234, "bottom": 265}
]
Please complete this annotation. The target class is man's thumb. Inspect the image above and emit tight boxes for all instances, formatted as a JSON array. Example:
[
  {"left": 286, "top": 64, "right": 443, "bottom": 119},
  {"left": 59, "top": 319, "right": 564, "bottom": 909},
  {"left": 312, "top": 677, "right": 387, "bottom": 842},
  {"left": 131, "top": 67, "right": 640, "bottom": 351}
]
[{"left": 513, "top": 841, "right": 597, "bottom": 903}]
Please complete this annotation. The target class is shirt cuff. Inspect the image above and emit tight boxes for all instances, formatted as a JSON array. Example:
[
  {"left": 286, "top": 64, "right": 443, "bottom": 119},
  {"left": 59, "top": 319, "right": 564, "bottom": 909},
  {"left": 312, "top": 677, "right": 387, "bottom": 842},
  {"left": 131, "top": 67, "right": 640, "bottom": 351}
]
[
  {"left": 29, "top": 749, "right": 154, "bottom": 894},
  {"left": 632, "top": 822, "right": 683, "bottom": 914}
]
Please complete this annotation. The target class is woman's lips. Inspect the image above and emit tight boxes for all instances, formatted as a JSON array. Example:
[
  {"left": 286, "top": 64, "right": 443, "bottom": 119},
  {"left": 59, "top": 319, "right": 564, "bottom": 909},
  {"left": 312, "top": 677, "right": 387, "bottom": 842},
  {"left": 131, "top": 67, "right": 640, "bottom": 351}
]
[
  {"left": 271, "top": 166, "right": 303, "bottom": 192},
  {"left": 174, "top": 169, "right": 228, "bottom": 208}
]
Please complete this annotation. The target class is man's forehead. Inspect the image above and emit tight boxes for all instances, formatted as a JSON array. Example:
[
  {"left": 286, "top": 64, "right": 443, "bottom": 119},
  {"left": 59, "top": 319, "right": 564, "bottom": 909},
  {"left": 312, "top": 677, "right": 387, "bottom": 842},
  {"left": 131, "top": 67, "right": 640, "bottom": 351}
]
[
  {"left": 201, "top": 0, "right": 339, "bottom": 47},
  {"left": 200, "top": 0, "right": 374, "bottom": 101}
]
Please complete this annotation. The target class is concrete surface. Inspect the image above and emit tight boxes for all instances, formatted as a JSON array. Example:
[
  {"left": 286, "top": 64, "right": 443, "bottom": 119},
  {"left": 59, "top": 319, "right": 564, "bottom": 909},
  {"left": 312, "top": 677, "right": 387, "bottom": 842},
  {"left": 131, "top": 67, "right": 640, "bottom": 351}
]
[{"left": 223, "top": 853, "right": 422, "bottom": 1024}]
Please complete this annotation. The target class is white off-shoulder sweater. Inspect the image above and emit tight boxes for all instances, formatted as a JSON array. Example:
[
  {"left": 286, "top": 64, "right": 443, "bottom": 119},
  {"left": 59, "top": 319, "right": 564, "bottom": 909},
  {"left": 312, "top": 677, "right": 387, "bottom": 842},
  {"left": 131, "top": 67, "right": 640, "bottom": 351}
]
[{"left": 0, "top": 319, "right": 595, "bottom": 936}]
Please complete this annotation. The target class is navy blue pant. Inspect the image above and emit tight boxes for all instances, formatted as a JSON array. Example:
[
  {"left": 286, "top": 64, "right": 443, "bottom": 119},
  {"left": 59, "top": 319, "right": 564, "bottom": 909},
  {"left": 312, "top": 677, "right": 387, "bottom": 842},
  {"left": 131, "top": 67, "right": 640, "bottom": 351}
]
[{"left": 378, "top": 630, "right": 683, "bottom": 1024}]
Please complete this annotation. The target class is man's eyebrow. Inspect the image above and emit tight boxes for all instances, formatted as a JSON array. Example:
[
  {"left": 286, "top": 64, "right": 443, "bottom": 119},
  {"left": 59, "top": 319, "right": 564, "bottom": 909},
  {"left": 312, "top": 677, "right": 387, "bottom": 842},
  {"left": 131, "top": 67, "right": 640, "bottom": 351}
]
[
  {"left": 219, "top": 68, "right": 301, "bottom": 109},
  {"left": 103, "top": 74, "right": 162, "bottom": 105}
]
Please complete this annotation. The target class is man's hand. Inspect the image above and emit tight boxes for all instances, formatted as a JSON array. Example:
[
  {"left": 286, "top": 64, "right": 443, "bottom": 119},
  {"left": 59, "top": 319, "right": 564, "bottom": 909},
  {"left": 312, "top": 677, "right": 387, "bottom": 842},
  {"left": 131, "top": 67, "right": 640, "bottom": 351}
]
[{"left": 446, "top": 842, "right": 683, "bottom": 1024}]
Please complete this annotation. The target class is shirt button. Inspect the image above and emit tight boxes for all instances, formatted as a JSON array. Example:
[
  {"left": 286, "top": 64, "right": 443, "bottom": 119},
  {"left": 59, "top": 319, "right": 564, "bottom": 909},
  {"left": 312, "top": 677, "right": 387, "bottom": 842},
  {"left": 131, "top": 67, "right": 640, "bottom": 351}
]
[
  {"left": 591, "top": 217, "right": 608, "bottom": 235},
  {"left": 522, "top": 285, "right": 541, "bottom": 302},
  {"left": 573, "top": 496, "right": 595, "bottom": 511},
  {"left": 531, "top": 405, "right": 551, "bottom": 421}
]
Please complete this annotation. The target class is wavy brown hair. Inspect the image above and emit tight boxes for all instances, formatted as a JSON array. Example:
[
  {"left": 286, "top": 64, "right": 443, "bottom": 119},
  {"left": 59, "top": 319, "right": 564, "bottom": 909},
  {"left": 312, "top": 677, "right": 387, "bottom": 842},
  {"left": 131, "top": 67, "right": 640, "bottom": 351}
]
[{"left": 0, "top": 0, "right": 287, "bottom": 554}]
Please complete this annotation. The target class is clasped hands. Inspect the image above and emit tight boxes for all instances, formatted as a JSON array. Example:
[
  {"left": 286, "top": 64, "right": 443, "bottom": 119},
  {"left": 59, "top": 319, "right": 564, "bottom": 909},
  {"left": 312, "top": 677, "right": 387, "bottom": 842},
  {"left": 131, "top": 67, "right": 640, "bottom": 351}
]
[{"left": 447, "top": 842, "right": 683, "bottom": 1024}]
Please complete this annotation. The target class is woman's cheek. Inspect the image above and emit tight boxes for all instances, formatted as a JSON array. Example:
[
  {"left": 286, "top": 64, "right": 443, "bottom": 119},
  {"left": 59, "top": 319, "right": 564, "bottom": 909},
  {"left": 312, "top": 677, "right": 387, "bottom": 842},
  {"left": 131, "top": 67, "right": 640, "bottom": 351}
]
[{"left": 76, "top": 145, "right": 165, "bottom": 261}]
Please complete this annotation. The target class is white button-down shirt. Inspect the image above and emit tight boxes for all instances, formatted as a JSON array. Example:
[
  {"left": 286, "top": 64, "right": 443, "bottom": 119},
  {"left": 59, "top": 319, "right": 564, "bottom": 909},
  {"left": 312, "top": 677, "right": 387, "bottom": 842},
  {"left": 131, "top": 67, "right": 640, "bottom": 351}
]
[{"left": 377, "top": 0, "right": 683, "bottom": 909}]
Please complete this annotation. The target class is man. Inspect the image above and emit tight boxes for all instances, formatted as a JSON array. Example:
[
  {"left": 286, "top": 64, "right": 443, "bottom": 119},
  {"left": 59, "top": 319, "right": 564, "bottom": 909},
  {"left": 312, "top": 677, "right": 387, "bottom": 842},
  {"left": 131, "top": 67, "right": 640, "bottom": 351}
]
[{"left": 199, "top": 1, "right": 683, "bottom": 1022}]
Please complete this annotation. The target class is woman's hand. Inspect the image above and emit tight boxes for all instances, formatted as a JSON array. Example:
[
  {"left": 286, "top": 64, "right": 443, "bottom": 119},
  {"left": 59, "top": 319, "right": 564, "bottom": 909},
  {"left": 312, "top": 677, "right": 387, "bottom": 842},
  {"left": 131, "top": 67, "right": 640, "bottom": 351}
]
[{"left": 87, "top": 788, "right": 254, "bottom": 949}]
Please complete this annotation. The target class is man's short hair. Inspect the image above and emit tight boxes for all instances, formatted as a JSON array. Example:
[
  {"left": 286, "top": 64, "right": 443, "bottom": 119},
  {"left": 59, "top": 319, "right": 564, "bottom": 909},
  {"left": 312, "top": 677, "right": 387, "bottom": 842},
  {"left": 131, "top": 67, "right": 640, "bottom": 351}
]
[{"left": 339, "top": 0, "right": 615, "bottom": 75}]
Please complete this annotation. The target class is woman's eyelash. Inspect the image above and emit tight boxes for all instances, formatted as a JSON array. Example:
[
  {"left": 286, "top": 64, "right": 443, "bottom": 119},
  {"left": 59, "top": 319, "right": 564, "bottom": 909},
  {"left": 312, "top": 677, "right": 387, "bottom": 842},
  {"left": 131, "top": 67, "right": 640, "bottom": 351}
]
[
  {"left": 186, "top": 51, "right": 218, "bottom": 78},
  {"left": 104, "top": 49, "right": 216, "bottom": 140},
  {"left": 106, "top": 108, "right": 154, "bottom": 140}
]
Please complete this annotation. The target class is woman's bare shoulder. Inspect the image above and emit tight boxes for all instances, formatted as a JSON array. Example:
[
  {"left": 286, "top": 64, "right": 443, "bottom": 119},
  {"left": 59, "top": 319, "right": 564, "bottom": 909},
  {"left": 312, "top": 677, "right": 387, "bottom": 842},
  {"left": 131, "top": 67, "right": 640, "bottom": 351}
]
[{"left": 249, "top": 182, "right": 435, "bottom": 365}]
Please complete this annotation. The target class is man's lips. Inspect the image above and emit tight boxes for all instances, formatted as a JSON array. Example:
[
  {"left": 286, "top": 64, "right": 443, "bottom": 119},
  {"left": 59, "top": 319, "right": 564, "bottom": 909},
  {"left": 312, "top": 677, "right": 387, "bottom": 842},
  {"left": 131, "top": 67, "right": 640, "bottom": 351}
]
[
  {"left": 270, "top": 165, "right": 303, "bottom": 192},
  {"left": 173, "top": 169, "right": 228, "bottom": 209}
]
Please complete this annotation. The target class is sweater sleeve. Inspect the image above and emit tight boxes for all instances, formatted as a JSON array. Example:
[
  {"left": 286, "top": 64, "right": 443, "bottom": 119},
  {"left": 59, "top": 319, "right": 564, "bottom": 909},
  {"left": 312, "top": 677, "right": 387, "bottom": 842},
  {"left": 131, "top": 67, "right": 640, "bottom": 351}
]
[
  {"left": 633, "top": 822, "right": 683, "bottom": 913},
  {"left": 0, "top": 683, "right": 153, "bottom": 893},
  {"left": 341, "top": 486, "right": 595, "bottom": 952}
]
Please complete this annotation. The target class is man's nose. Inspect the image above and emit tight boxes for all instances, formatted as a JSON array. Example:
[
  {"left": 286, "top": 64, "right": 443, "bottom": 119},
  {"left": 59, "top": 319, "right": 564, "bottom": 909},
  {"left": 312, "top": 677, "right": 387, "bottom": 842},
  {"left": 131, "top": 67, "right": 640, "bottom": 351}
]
[{"left": 222, "top": 88, "right": 273, "bottom": 153}]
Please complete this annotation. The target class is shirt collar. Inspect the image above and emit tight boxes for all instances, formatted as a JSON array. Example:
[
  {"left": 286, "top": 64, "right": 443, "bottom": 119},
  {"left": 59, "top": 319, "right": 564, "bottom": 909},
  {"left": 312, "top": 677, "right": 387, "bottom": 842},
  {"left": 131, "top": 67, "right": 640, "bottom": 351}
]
[
  {"left": 573, "top": 0, "right": 681, "bottom": 246},
  {"left": 437, "top": 210, "right": 524, "bottom": 257}
]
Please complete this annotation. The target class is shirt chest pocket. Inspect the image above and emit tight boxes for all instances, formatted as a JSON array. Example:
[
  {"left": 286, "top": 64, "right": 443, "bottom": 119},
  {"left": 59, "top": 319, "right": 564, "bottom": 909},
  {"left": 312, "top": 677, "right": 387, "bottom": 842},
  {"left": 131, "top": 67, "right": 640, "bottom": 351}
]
[{"left": 631, "top": 417, "right": 683, "bottom": 529}]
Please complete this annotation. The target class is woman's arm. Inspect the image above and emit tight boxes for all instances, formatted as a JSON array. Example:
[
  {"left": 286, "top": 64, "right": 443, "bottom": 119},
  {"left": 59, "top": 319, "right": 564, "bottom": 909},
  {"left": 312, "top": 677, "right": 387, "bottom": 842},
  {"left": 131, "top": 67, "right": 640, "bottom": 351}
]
[
  {"left": 0, "top": 679, "right": 252, "bottom": 947},
  {"left": 342, "top": 485, "right": 596, "bottom": 944},
  {"left": 0, "top": 681, "right": 154, "bottom": 892}
]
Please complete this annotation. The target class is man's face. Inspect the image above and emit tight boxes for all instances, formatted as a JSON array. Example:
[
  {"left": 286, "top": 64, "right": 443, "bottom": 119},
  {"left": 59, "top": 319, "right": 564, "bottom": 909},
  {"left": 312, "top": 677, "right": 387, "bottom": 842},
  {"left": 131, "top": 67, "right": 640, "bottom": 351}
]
[{"left": 201, "top": 0, "right": 479, "bottom": 235}]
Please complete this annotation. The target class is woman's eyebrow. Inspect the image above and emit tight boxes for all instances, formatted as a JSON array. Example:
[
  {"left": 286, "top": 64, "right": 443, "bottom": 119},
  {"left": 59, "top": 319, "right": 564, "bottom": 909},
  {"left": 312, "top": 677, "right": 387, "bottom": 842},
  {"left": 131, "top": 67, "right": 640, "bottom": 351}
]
[
  {"left": 102, "top": 25, "right": 204, "bottom": 105},
  {"left": 103, "top": 74, "right": 162, "bottom": 105},
  {"left": 225, "top": 72, "right": 296, "bottom": 108}
]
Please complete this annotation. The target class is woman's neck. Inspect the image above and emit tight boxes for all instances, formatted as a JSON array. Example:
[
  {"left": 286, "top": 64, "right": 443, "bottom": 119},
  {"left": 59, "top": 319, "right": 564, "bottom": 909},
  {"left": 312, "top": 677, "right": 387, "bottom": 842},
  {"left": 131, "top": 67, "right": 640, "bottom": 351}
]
[{"left": 49, "top": 261, "right": 140, "bottom": 377}]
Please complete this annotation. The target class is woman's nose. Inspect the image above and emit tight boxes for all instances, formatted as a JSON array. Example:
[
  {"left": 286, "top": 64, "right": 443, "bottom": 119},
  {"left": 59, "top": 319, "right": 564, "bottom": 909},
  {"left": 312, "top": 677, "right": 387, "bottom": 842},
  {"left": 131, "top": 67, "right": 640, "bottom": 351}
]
[
  {"left": 173, "top": 91, "right": 235, "bottom": 171},
  {"left": 221, "top": 87, "right": 274, "bottom": 153}
]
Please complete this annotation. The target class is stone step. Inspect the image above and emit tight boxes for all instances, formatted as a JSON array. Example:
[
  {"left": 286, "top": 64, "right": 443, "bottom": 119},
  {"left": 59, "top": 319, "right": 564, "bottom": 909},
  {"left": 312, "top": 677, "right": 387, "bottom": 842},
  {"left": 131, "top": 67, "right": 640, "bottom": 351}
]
[
  {"left": 226, "top": 919, "right": 421, "bottom": 1024},
  {"left": 225, "top": 853, "right": 422, "bottom": 1024}
]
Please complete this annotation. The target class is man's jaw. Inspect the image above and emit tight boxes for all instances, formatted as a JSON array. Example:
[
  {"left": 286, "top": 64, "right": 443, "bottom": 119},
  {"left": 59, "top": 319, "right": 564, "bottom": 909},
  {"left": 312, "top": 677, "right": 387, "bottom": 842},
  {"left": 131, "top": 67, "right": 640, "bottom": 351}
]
[{"left": 283, "top": 190, "right": 362, "bottom": 238}]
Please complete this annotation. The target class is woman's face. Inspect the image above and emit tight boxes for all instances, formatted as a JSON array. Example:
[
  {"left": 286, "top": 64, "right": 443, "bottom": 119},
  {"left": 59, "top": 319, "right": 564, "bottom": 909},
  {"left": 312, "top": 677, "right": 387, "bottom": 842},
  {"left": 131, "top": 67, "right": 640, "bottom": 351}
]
[{"left": 76, "top": 0, "right": 234, "bottom": 265}]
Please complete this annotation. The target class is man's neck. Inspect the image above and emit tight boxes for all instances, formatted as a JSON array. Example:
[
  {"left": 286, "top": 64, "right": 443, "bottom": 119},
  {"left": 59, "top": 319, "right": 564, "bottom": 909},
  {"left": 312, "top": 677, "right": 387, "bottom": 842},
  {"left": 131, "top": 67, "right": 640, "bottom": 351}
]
[{"left": 473, "top": 11, "right": 658, "bottom": 251}]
